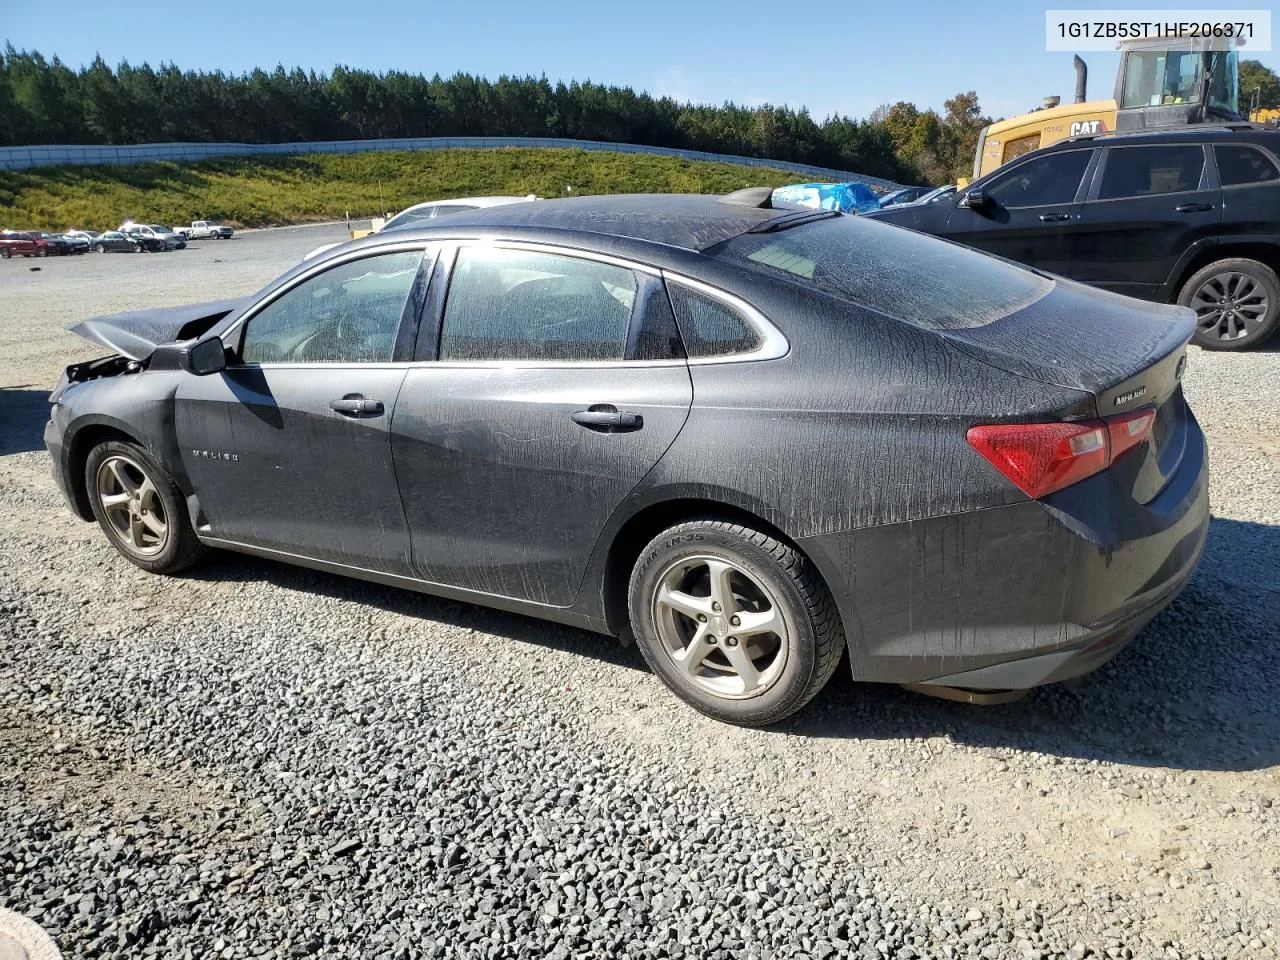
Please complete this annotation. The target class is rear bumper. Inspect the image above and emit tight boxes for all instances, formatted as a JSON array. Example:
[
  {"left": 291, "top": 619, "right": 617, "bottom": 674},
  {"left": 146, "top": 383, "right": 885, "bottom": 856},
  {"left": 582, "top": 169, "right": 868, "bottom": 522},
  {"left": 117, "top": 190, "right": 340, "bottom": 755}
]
[{"left": 800, "top": 409, "right": 1210, "bottom": 689}]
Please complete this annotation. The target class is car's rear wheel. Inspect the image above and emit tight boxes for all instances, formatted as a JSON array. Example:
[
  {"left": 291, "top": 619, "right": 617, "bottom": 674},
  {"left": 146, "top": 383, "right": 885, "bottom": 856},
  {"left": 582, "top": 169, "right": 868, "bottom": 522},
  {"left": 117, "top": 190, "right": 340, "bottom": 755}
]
[
  {"left": 36, "top": 247, "right": 47, "bottom": 258},
  {"left": 628, "top": 519, "right": 844, "bottom": 726},
  {"left": 0, "top": 248, "right": 9, "bottom": 259},
  {"left": 1179, "top": 258, "right": 1280, "bottom": 350},
  {"left": 85, "top": 440, "right": 205, "bottom": 575},
  {"left": 96, "top": 244, "right": 106, "bottom": 253}
]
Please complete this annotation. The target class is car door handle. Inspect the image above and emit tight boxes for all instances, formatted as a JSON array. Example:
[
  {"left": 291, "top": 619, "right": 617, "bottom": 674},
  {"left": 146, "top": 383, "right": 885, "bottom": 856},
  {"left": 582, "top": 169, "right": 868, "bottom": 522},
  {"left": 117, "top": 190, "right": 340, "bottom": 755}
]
[
  {"left": 1038, "top": 214, "right": 1073, "bottom": 222},
  {"left": 571, "top": 406, "right": 643, "bottom": 432},
  {"left": 329, "top": 396, "right": 384, "bottom": 417},
  {"left": 1174, "top": 203, "right": 1214, "bottom": 213}
]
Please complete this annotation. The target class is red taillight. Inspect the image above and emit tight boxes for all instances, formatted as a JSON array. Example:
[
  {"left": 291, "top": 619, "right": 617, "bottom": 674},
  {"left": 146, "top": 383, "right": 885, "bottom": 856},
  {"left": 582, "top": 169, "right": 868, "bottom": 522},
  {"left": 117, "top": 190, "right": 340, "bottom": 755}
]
[{"left": 966, "top": 409, "right": 1156, "bottom": 499}]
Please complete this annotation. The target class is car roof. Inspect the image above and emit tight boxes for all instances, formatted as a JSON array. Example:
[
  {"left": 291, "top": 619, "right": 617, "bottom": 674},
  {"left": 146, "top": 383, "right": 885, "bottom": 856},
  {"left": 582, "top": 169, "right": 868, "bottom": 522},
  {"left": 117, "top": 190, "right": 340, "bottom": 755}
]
[
  {"left": 1057, "top": 124, "right": 1280, "bottom": 148},
  {"left": 398, "top": 195, "right": 535, "bottom": 215},
  {"left": 400, "top": 193, "right": 794, "bottom": 252}
]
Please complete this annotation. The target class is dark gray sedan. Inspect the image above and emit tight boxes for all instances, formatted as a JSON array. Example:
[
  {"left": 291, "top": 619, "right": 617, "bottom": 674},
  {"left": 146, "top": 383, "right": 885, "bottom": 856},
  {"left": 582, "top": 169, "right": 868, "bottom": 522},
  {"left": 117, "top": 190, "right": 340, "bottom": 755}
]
[{"left": 45, "top": 192, "right": 1209, "bottom": 725}]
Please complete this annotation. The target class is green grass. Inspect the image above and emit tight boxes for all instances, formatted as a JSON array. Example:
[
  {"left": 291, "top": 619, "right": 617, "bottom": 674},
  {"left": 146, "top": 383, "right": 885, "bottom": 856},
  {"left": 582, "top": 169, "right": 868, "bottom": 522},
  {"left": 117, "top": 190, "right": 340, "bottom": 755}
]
[{"left": 0, "top": 148, "right": 828, "bottom": 231}]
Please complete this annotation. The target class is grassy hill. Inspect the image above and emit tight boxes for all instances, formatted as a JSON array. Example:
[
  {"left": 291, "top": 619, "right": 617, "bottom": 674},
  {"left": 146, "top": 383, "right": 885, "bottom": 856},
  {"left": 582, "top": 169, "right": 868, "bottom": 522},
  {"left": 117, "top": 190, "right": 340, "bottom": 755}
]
[{"left": 0, "top": 148, "right": 831, "bottom": 231}]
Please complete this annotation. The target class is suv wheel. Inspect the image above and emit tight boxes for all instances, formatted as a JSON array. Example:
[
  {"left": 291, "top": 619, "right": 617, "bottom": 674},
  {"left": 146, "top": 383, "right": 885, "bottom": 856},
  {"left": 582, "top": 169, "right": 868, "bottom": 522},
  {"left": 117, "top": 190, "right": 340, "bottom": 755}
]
[
  {"left": 86, "top": 440, "right": 205, "bottom": 574},
  {"left": 628, "top": 519, "right": 845, "bottom": 726},
  {"left": 1179, "top": 258, "right": 1280, "bottom": 350}
]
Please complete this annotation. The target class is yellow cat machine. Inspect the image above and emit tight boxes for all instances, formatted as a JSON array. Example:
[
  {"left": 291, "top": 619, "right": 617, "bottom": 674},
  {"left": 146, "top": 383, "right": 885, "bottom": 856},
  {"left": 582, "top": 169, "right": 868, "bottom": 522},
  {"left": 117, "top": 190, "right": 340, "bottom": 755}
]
[{"left": 968, "top": 36, "right": 1248, "bottom": 183}]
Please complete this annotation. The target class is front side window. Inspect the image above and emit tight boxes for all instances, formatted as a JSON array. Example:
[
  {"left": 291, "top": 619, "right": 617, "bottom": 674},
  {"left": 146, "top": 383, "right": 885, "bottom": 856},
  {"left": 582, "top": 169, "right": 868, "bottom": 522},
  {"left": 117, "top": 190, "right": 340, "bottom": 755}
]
[
  {"left": 1216, "top": 145, "right": 1280, "bottom": 186},
  {"left": 985, "top": 150, "right": 1091, "bottom": 207},
  {"left": 1098, "top": 145, "right": 1205, "bottom": 199},
  {"left": 240, "top": 250, "right": 423, "bottom": 363},
  {"left": 440, "top": 247, "right": 638, "bottom": 361}
]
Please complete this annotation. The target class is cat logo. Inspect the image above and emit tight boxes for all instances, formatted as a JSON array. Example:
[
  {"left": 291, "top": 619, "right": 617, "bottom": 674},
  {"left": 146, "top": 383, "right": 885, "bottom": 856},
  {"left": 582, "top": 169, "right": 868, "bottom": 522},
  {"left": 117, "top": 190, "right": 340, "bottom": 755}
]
[{"left": 1069, "top": 120, "right": 1106, "bottom": 137}]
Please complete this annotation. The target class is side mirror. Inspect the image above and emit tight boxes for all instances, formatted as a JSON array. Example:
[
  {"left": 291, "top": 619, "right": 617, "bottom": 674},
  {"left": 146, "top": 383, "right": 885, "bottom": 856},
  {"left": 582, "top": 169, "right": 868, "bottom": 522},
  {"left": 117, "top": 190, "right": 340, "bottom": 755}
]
[
  {"left": 960, "top": 188, "right": 989, "bottom": 211},
  {"left": 181, "top": 337, "right": 227, "bottom": 376}
]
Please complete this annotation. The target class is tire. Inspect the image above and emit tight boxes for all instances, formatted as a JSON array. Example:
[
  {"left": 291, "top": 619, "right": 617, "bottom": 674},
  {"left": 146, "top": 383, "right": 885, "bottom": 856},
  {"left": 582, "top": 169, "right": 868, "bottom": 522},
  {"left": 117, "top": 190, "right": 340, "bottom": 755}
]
[
  {"left": 628, "top": 519, "right": 845, "bottom": 726},
  {"left": 85, "top": 440, "right": 205, "bottom": 575},
  {"left": 36, "top": 247, "right": 47, "bottom": 258},
  {"left": 1178, "top": 258, "right": 1280, "bottom": 350},
  {"left": 96, "top": 244, "right": 106, "bottom": 253},
  {"left": 0, "top": 248, "right": 9, "bottom": 259}
]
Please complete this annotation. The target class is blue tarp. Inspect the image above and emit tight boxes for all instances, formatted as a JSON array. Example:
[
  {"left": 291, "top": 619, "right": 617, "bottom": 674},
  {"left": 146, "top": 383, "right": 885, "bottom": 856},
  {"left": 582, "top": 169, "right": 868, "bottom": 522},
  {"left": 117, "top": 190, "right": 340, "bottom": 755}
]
[{"left": 771, "top": 181, "right": 882, "bottom": 215}]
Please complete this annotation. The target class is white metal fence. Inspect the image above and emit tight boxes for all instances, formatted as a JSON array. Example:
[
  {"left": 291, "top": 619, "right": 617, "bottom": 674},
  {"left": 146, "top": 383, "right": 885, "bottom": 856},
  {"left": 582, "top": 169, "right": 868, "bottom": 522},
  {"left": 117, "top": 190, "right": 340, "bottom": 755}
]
[{"left": 0, "top": 136, "right": 902, "bottom": 189}]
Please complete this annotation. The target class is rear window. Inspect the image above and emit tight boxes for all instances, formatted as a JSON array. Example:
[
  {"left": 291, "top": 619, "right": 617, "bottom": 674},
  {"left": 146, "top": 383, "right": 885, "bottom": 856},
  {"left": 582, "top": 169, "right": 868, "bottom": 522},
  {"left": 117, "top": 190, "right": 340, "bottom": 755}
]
[{"left": 712, "top": 215, "right": 1052, "bottom": 330}]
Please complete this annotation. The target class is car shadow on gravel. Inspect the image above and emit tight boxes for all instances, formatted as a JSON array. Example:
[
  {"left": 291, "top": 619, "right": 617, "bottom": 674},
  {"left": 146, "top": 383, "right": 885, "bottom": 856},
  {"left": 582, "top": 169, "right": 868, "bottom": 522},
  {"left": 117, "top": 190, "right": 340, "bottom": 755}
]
[
  {"left": 787, "top": 516, "right": 1280, "bottom": 773},
  {"left": 0, "top": 389, "right": 49, "bottom": 455},
  {"left": 187, "top": 553, "right": 644, "bottom": 673}
]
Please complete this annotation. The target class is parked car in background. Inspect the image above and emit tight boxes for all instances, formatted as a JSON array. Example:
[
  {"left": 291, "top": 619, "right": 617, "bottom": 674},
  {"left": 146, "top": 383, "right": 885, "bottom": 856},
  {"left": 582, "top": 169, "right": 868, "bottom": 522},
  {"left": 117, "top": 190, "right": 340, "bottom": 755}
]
[
  {"left": 120, "top": 223, "right": 186, "bottom": 250},
  {"left": 65, "top": 230, "right": 101, "bottom": 246},
  {"left": 92, "top": 231, "right": 143, "bottom": 253},
  {"left": 0, "top": 231, "right": 40, "bottom": 258},
  {"left": 10, "top": 232, "right": 72, "bottom": 256},
  {"left": 48, "top": 191, "right": 1207, "bottom": 726},
  {"left": 305, "top": 195, "right": 539, "bottom": 259},
  {"left": 54, "top": 232, "right": 91, "bottom": 254},
  {"left": 176, "top": 220, "right": 234, "bottom": 240},
  {"left": 868, "top": 126, "right": 1280, "bottom": 350},
  {"left": 909, "top": 184, "right": 957, "bottom": 205},
  {"left": 878, "top": 186, "right": 934, "bottom": 208}
]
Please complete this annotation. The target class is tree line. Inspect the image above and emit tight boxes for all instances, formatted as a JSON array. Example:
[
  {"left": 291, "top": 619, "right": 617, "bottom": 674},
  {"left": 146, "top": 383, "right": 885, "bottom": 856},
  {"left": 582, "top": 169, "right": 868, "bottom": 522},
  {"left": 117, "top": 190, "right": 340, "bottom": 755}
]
[
  {"left": 5, "top": 47, "right": 1275, "bottom": 185},
  {"left": 0, "top": 47, "right": 994, "bottom": 184}
]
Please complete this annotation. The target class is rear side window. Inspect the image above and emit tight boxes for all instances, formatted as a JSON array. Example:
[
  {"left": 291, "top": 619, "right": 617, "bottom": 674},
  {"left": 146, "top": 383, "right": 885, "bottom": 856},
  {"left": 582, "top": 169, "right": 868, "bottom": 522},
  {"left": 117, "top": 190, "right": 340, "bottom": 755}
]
[
  {"left": 985, "top": 150, "right": 1091, "bottom": 207},
  {"left": 440, "top": 247, "right": 638, "bottom": 361},
  {"left": 1215, "top": 145, "right": 1280, "bottom": 186},
  {"left": 713, "top": 214, "right": 1052, "bottom": 331},
  {"left": 667, "top": 284, "right": 761, "bottom": 358},
  {"left": 1098, "top": 145, "right": 1205, "bottom": 199}
]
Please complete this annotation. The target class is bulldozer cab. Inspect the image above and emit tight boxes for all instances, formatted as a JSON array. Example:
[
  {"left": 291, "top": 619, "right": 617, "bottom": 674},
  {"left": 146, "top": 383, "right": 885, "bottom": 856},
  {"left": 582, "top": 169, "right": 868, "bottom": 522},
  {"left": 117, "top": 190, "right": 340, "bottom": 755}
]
[{"left": 1114, "top": 38, "right": 1241, "bottom": 130}]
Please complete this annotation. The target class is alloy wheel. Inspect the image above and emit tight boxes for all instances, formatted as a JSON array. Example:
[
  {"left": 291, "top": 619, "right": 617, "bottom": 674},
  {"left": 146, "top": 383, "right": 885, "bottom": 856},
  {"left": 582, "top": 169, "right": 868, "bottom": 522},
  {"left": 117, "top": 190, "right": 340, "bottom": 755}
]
[
  {"left": 651, "top": 555, "right": 788, "bottom": 699},
  {"left": 1190, "top": 272, "right": 1269, "bottom": 342},
  {"left": 95, "top": 454, "right": 168, "bottom": 557}
]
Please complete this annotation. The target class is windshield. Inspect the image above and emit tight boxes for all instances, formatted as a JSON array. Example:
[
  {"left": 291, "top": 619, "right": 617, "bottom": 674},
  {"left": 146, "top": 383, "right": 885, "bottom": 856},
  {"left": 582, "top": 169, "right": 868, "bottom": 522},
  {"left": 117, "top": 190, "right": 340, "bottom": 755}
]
[
  {"left": 712, "top": 215, "right": 1052, "bottom": 331},
  {"left": 1120, "top": 48, "right": 1204, "bottom": 108}
]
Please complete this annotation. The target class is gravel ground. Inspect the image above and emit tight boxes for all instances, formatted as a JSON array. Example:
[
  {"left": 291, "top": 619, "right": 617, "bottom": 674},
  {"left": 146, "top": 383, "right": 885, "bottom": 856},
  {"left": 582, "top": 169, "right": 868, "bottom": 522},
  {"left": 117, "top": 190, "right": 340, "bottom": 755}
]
[{"left": 1, "top": 226, "right": 1277, "bottom": 960}]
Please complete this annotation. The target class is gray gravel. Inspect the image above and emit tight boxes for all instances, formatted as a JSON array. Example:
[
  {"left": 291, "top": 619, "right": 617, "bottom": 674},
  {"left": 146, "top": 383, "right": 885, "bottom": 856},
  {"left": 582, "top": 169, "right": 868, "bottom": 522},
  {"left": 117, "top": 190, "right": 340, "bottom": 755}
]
[{"left": 1, "top": 225, "right": 1278, "bottom": 959}]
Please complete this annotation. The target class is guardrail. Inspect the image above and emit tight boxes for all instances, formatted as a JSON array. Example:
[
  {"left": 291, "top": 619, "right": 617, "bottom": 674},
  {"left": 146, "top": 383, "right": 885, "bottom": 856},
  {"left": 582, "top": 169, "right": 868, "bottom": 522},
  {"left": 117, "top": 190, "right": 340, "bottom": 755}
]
[{"left": 0, "top": 136, "right": 902, "bottom": 190}]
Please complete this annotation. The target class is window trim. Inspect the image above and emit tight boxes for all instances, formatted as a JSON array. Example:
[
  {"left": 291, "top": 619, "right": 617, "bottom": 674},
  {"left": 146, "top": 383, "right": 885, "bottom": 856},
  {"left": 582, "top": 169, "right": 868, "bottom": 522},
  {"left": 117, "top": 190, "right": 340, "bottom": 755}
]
[
  {"left": 1213, "top": 142, "right": 1280, "bottom": 191},
  {"left": 981, "top": 147, "right": 1096, "bottom": 210},
  {"left": 221, "top": 241, "right": 434, "bottom": 365},
  {"left": 1085, "top": 143, "right": 1211, "bottom": 203}
]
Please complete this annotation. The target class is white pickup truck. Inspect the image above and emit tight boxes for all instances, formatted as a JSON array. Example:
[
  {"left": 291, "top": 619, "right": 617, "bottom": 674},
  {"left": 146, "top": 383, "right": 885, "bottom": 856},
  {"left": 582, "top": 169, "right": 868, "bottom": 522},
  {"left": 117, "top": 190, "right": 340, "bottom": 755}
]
[{"left": 174, "top": 220, "right": 234, "bottom": 240}]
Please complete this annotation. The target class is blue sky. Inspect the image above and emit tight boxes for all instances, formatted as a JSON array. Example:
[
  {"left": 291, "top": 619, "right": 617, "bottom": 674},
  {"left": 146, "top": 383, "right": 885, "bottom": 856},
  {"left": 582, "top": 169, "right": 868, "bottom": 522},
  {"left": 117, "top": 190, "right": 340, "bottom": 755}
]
[{"left": 4, "top": 0, "right": 1277, "bottom": 121}]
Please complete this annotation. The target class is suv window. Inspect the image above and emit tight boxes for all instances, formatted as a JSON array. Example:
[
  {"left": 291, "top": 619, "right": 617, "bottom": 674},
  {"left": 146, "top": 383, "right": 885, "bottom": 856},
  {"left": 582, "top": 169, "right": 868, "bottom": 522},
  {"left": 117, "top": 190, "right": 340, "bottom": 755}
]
[
  {"left": 666, "top": 284, "right": 761, "bottom": 358},
  {"left": 241, "top": 250, "right": 423, "bottom": 363},
  {"left": 440, "top": 247, "right": 638, "bottom": 362},
  {"left": 1098, "top": 145, "right": 1205, "bottom": 199},
  {"left": 1216, "top": 145, "right": 1280, "bottom": 186},
  {"left": 985, "top": 150, "right": 1091, "bottom": 207}
]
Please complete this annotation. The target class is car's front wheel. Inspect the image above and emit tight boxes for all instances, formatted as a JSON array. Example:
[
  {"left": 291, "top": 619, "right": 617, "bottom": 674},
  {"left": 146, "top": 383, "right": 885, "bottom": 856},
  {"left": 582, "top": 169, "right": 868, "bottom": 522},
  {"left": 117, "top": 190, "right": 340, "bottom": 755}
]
[
  {"left": 628, "top": 519, "right": 845, "bottom": 726},
  {"left": 1179, "top": 258, "right": 1280, "bottom": 350},
  {"left": 85, "top": 440, "right": 205, "bottom": 574}
]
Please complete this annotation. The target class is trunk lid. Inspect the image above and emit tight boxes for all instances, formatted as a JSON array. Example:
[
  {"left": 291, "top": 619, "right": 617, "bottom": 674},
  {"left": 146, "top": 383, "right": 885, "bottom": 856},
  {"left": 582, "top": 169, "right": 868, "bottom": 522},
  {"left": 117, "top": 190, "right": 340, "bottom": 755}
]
[
  {"left": 941, "top": 279, "right": 1196, "bottom": 505},
  {"left": 67, "top": 298, "right": 249, "bottom": 361}
]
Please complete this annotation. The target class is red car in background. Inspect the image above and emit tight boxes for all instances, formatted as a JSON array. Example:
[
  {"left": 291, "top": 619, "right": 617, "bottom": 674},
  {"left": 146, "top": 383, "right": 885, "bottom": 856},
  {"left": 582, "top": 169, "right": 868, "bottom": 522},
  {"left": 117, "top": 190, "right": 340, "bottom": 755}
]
[{"left": 0, "top": 231, "right": 70, "bottom": 258}]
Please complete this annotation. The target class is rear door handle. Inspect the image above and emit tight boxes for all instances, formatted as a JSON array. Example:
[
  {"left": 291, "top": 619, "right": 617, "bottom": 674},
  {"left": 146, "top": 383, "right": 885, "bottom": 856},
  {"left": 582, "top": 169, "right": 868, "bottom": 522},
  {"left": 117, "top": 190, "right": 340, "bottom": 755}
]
[
  {"left": 1038, "top": 214, "right": 1073, "bottom": 222},
  {"left": 571, "top": 406, "right": 643, "bottom": 432},
  {"left": 1174, "top": 203, "right": 1214, "bottom": 213},
  {"left": 329, "top": 396, "right": 384, "bottom": 417}
]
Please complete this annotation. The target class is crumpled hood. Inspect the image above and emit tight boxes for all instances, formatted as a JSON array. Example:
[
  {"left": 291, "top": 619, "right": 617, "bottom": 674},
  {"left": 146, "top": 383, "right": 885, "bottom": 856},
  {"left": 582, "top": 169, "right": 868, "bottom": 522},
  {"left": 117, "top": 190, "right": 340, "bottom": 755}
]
[{"left": 67, "top": 298, "right": 250, "bottom": 361}]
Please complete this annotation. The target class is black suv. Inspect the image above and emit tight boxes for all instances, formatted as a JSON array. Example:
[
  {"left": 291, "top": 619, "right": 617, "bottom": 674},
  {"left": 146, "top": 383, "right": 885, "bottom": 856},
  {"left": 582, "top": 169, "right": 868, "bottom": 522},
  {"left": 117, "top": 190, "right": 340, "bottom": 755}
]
[{"left": 868, "top": 126, "right": 1280, "bottom": 350}]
